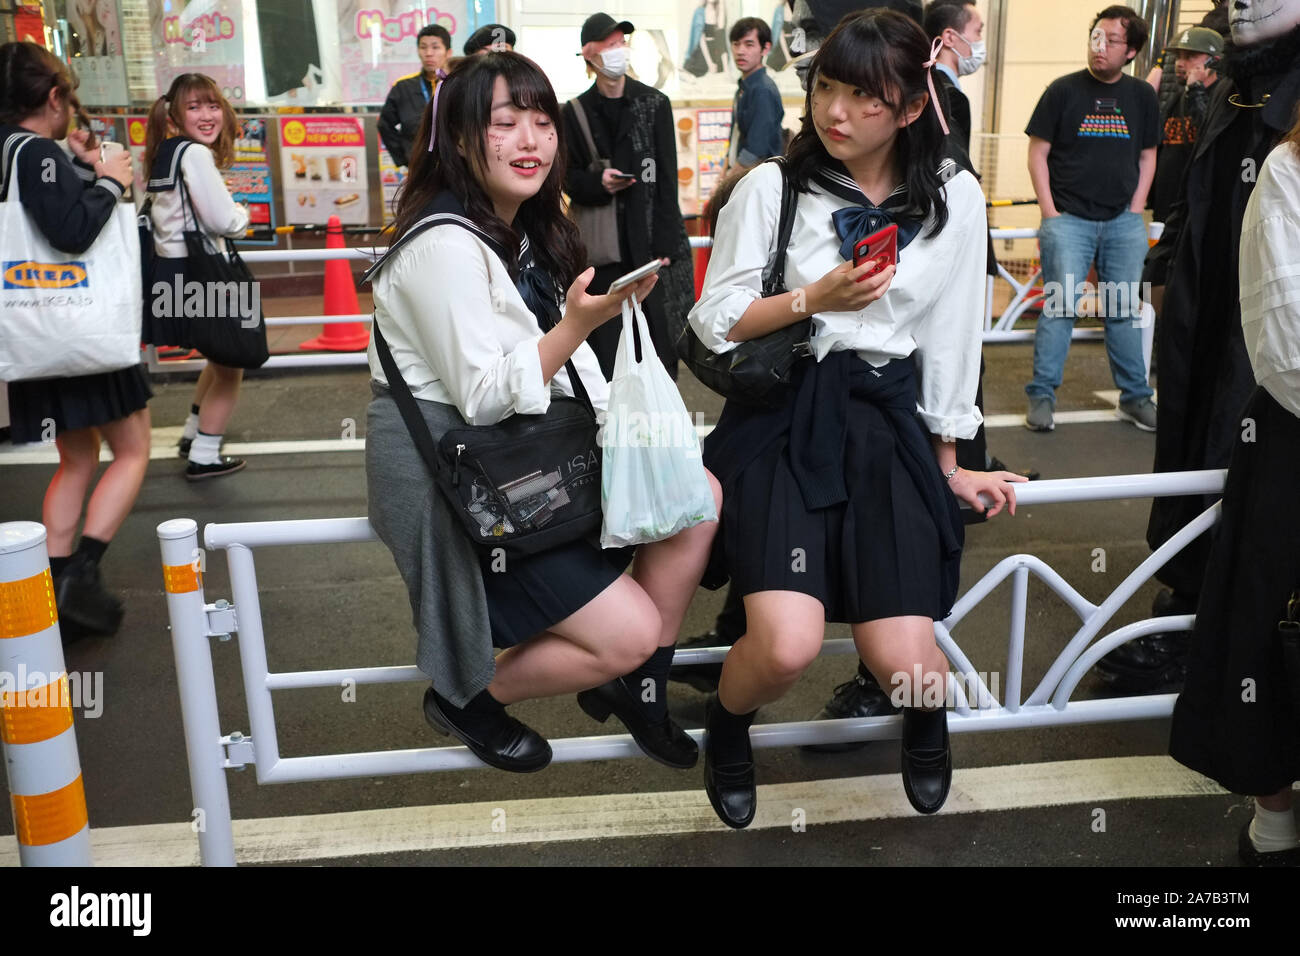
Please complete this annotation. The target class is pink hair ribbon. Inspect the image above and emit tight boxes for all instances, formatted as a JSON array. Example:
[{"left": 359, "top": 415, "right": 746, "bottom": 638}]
[
  {"left": 427, "top": 68, "right": 449, "bottom": 152},
  {"left": 922, "top": 37, "right": 951, "bottom": 136}
]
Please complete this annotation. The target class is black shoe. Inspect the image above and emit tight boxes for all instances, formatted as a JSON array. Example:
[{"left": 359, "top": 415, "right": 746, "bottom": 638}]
[
  {"left": 422, "top": 687, "right": 552, "bottom": 773},
  {"left": 53, "top": 561, "right": 123, "bottom": 639},
  {"left": 802, "top": 663, "right": 900, "bottom": 753},
  {"left": 901, "top": 707, "right": 952, "bottom": 814},
  {"left": 185, "top": 456, "right": 246, "bottom": 481},
  {"left": 988, "top": 456, "right": 1041, "bottom": 481},
  {"left": 668, "top": 632, "right": 729, "bottom": 693},
  {"left": 1094, "top": 589, "right": 1196, "bottom": 693},
  {"left": 703, "top": 695, "right": 756, "bottom": 829},
  {"left": 178, "top": 437, "right": 192, "bottom": 459},
  {"left": 1238, "top": 819, "right": 1300, "bottom": 867},
  {"left": 577, "top": 679, "right": 698, "bottom": 769}
]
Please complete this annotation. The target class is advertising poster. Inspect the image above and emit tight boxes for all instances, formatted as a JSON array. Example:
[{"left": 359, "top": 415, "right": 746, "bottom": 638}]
[
  {"left": 65, "top": 0, "right": 129, "bottom": 105},
  {"left": 335, "top": 0, "right": 464, "bottom": 104},
  {"left": 229, "top": 118, "right": 276, "bottom": 244},
  {"left": 125, "top": 115, "right": 148, "bottom": 201},
  {"left": 279, "top": 116, "right": 369, "bottom": 225},
  {"left": 149, "top": 0, "right": 247, "bottom": 104},
  {"left": 14, "top": 3, "right": 45, "bottom": 44},
  {"left": 672, "top": 109, "right": 699, "bottom": 218},
  {"left": 695, "top": 108, "right": 731, "bottom": 209},
  {"left": 378, "top": 143, "right": 405, "bottom": 227}
]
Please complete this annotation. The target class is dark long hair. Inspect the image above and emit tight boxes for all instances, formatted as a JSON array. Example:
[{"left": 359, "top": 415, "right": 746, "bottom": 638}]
[
  {"left": 785, "top": 9, "right": 950, "bottom": 236},
  {"left": 0, "top": 42, "right": 76, "bottom": 125},
  {"left": 393, "top": 52, "right": 585, "bottom": 284}
]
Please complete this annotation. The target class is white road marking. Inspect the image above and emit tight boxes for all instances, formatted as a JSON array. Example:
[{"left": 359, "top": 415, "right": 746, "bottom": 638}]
[
  {"left": 0, "top": 391, "right": 1162, "bottom": 467},
  {"left": 0, "top": 755, "right": 1229, "bottom": 866}
]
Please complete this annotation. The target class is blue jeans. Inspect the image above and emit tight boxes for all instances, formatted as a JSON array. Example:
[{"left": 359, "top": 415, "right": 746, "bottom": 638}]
[{"left": 1026, "top": 210, "right": 1154, "bottom": 406}]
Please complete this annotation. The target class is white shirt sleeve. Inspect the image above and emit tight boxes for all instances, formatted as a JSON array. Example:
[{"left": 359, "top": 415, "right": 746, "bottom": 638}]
[
  {"left": 910, "top": 173, "right": 988, "bottom": 440},
  {"left": 1240, "top": 144, "right": 1300, "bottom": 422},
  {"left": 385, "top": 229, "right": 551, "bottom": 425},
  {"left": 180, "top": 145, "right": 250, "bottom": 238},
  {"left": 687, "top": 161, "right": 784, "bottom": 353}
]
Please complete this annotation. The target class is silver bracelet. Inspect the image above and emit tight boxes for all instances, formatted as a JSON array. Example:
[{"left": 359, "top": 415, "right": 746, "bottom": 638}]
[{"left": 944, "top": 465, "right": 959, "bottom": 482}]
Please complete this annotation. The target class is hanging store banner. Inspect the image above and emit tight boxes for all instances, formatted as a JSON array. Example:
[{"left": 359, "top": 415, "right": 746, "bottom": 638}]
[
  {"left": 64, "top": 0, "right": 129, "bottom": 105},
  {"left": 148, "top": 0, "right": 247, "bottom": 105},
  {"left": 336, "top": 0, "right": 465, "bottom": 104}
]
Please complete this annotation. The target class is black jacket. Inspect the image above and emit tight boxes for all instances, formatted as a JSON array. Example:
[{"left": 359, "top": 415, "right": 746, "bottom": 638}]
[
  {"left": 378, "top": 72, "right": 434, "bottom": 169},
  {"left": 1143, "top": 44, "right": 1300, "bottom": 595}
]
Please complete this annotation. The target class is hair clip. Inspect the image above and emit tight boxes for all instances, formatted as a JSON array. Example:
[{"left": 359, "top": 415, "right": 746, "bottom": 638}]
[{"left": 427, "top": 67, "right": 449, "bottom": 152}]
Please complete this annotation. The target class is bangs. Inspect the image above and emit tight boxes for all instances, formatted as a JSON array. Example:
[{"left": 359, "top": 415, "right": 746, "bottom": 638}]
[
  {"left": 171, "top": 73, "right": 222, "bottom": 106},
  {"left": 810, "top": 18, "right": 904, "bottom": 111},
  {"left": 484, "top": 52, "right": 560, "bottom": 119}
]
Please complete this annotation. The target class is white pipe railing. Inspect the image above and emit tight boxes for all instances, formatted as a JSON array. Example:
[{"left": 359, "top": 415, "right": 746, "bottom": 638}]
[{"left": 159, "top": 468, "right": 1224, "bottom": 865}]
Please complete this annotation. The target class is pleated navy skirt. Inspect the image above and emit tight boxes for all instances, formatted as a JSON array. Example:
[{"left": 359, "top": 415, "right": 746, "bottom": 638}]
[
  {"left": 142, "top": 255, "right": 195, "bottom": 348},
  {"left": 704, "top": 352, "right": 964, "bottom": 625},
  {"left": 479, "top": 538, "right": 634, "bottom": 648},
  {"left": 6, "top": 365, "right": 152, "bottom": 444}
]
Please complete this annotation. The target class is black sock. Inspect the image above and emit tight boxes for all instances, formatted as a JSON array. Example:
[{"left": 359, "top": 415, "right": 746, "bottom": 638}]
[
  {"left": 622, "top": 645, "right": 674, "bottom": 722},
  {"left": 903, "top": 706, "right": 947, "bottom": 750},
  {"left": 191, "top": 403, "right": 201, "bottom": 415},
  {"left": 49, "top": 556, "right": 71, "bottom": 576},
  {"left": 431, "top": 686, "right": 507, "bottom": 737},
  {"left": 73, "top": 536, "right": 109, "bottom": 567},
  {"left": 708, "top": 694, "right": 756, "bottom": 765}
]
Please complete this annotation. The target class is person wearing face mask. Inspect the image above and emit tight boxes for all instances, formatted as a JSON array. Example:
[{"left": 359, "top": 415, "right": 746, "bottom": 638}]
[
  {"left": 562, "top": 13, "right": 695, "bottom": 381},
  {"left": 922, "top": 0, "right": 985, "bottom": 155},
  {"left": 1099, "top": 0, "right": 1300, "bottom": 696}
]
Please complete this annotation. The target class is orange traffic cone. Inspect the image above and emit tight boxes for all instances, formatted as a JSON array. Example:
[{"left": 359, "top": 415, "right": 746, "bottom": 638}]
[{"left": 300, "top": 215, "right": 370, "bottom": 352}]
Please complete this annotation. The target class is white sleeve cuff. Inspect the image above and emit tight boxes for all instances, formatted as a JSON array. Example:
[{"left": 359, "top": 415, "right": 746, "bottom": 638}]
[
  {"left": 687, "top": 291, "right": 749, "bottom": 354},
  {"left": 501, "top": 337, "right": 551, "bottom": 418},
  {"left": 94, "top": 178, "right": 123, "bottom": 201},
  {"left": 916, "top": 406, "right": 984, "bottom": 443}
]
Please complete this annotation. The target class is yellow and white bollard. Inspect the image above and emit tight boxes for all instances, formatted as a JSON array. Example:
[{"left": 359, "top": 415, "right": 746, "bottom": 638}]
[{"left": 0, "top": 522, "right": 92, "bottom": 866}]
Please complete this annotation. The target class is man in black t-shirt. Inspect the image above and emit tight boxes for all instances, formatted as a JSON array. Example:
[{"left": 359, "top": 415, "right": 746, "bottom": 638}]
[{"left": 1023, "top": 5, "right": 1159, "bottom": 433}]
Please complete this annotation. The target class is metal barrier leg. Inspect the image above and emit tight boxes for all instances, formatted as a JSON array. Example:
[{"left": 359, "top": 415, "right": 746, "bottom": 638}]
[
  {"left": 0, "top": 522, "right": 93, "bottom": 866},
  {"left": 158, "top": 519, "right": 236, "bottom": 867}
]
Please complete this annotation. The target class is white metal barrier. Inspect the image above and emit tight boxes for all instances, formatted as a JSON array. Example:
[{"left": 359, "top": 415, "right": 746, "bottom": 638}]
[
  {"left": 157, "top": 469, "right": 1224, "bottom": 865},
  {"left": 147, "top": 225, "right": 1155, "bottom": 375}
]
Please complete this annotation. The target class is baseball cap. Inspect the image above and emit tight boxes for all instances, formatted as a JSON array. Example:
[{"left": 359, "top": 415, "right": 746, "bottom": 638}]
[
  {"left": 580, "top": 12, "right": 635, "bottom": 48},
  {"left": 1167, "top": 27, "right": 1224, "bottom": 57}
]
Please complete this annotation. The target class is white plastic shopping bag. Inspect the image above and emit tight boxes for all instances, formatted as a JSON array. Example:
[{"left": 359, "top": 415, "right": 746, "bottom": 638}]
[
  {"left": 0, "top": 136, "right": 143, "bottom": 382},
  {"left": 601, "top": 294, "right": 718, "bottom": 547}
]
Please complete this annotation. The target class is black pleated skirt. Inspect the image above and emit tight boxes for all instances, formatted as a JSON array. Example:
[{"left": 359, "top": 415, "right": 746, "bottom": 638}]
[
  {"left": 6, "top": 365, "right": 152, "bottom": 444},
  {"left": 479, "top": 538, "right": 634, "bottom": 648},
  {"left": 142, "top": 256, "right": 195, "bottom": 348},
  {"left": 1169, "top": 386, "right": 1300, "bottom": 795}
]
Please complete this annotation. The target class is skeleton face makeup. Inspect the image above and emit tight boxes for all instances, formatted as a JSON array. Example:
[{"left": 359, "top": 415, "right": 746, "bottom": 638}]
[
  {"left": 1230, "top": 0, "right": 1300, "bottom": 46},
  {"left": 1090, "top": 26, "right": 1107, "bottom": 54}
]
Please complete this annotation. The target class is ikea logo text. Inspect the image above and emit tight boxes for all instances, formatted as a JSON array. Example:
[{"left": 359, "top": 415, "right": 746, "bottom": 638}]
[{"left": 3, "top": 261, "right": 89, "bottom": 290}]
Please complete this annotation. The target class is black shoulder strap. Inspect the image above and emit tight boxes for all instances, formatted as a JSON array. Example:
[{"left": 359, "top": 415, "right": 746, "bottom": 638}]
[
  {"left": 763, "top": 156, "right": 798, "bottom": 296},
  {"left": 0, "top": 131, "right": 37, "bottom": 201},
  {"left": 368, "top": 214, "right": 596, "bottom": 486}
]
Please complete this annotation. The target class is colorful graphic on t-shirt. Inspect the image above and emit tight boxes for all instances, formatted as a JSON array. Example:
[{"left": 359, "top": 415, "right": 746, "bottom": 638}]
[
  {"left": 1078, "top": 98, "right": 1130, "bottom": 139},
  {"left": 1162, "top": 115, "right": 1196, "bottom": 146}
]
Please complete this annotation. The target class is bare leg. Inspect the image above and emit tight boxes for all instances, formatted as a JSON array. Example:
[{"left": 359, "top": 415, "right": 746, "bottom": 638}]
[
  {"left": 716, "top": 590, "right": 824, "bottom": 715},
  {"left": 852, "top": 616, "right": 948, "bottom": 709},
  {"left": 191, "top": 362, "right": 216, "bottom": 410},
  {"left": 488, "top": 574, "right": 661, "bottom": 704},
  {"left": 82, "top": 408, "right": 152, "bottom": 542},
  {"left": 630, "top": 471, "right": 722, "bottom": 647},
  {"left": 42, "top": 427, "right": 102, "bottom": 556},
  {"left": 196, "top": 362, "right": 243, "bottom": 435}
]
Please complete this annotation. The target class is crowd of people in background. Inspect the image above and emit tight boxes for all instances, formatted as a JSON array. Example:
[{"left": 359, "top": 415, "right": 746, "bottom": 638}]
[{"left": 2, "top": 0, "right": 1297, "bottom": 864}]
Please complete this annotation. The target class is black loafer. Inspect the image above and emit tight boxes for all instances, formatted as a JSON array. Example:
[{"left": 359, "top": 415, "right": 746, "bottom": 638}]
[
  {"left": 901, "top": 707, "right": 951, "bottom": 814},
  {"left": 185, "top": 456, "right": 246, "bottom": 481},
  {"left": 422, "top": 688, "right": 552, "bottom": 773},
  {"left": 1238, "top": 819, "right": 1300, "bottom": 867},
  {"left": 577, "top": 679, "right": 698, "bottom": 769},
  {"left": 703, "top": 695, "right": 756, "bottom": 829},
  {"left": 803, "top": 662, "right": 900, "bottom": 753}
]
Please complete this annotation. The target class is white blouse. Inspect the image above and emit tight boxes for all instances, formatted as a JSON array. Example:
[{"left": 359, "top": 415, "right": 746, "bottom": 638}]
[
  {"left": 689, "top": 161, "right": 988, "bottom": 440},
  {"left": 366, "top": 224, "right": 610, "bottom": 425},
  {"left": 149, "top": 142, "right": 250, "bottom": 257},
  {"left": 1240, "top": 141, "right": 1300, "bottom": 421}
]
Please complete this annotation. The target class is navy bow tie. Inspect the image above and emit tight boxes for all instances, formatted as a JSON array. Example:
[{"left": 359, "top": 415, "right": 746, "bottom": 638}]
[
  {"left": 515, "top": 265, "right": 562, "bottom": 330},
  {"left": 830, "top": 206, "right": 923, "bottom": 263}
]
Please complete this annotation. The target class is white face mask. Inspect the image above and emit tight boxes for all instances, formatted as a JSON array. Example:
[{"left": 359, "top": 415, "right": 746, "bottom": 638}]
[
  {"left": 596, "top": 47, "right": 630, "bottom": 78},
  {"left": 954, "top": 37, "right": 986, "bottom": 76}
]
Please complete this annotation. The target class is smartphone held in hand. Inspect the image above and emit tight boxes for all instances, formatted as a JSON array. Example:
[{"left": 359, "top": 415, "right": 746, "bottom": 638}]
[{"left": 607, "top": 258, "right": 663, "bottom": 294}]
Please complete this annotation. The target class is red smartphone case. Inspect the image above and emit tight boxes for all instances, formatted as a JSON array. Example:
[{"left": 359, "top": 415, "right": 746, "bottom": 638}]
[{"left": 853, "top": 223, "right": 899, "bottom": 278}]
